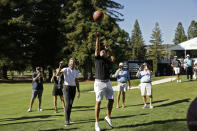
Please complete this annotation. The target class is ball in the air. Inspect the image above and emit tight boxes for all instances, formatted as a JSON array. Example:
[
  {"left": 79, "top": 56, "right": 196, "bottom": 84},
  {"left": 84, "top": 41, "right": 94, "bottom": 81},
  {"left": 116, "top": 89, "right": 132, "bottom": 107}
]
[{"left": 93, "top": 10, "right": 104, "bottom": 22}]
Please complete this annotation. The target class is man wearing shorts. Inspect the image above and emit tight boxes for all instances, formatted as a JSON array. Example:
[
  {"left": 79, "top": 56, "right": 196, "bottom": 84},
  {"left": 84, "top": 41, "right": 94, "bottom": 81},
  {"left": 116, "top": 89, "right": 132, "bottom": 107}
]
[
  {"left": 57, "top": 59, "right": 80, "bottom": 127},
  {"left": 136, "top": 63, "right": 153, "bottom": 109},
  {"left": 114, "top": 62, "right": 131, "bottom": 108},
  {"left": 94, "top": 32, "right": 115, "bottom": 131},
  {"left": 171, "top": 56, "right": 181, "bottom": 83},
  {"left": 28, "top": 67, "right": 44, "bottom": 112}
]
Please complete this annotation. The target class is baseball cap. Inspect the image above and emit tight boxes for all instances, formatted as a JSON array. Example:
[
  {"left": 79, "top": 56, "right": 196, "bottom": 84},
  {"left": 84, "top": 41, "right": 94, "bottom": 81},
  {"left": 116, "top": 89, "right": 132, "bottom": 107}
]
[
  {"left": 187, "top": 54, "right": 190, "bottom": 57},
  {"left": 143, "top": 63, "right": 147, "bottom": 66},
  {"left": 174, "top": 56, "right": 177, "bottom": 58},
  {"left": 119, "top": 62, "right": 124, "bottom": 67},
  {"left": 36, "top": 67, "right": 41, "bottom": 71}
]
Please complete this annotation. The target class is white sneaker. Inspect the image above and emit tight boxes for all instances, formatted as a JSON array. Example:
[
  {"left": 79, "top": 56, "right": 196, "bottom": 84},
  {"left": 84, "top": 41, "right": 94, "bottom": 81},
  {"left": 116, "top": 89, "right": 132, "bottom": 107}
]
[
  {"left": 104, "top": 116, "right": 113, "bottom": 128},
  {"left": 38, "top": 108, "right": 43, "bottom": 111},
  {"left": 177, "top": 80, "right": 179, "bottom": 83},
  {"left": 179, "top": 80, "right": 182, "bottom": 83},
  {"left": 142, "top": 104, "right": 147, "bottom": 109},
  {"left": 69, "top": 119, "right": 75, "bottom": 124},
  {"left": 95, "top": 122, "right": 100, "bottom": 131},
  {"left": 27, "top": 108, "right": 32, "bottom": 112},
  {"left": 150, "top": 105, "right": 154, "bottom": 109}
]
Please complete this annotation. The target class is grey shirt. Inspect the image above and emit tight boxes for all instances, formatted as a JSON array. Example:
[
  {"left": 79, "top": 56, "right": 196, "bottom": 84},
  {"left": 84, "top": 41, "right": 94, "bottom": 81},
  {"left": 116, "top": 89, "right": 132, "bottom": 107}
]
[{"left": 172, "top": 59, "right": 181, "bottom": 67}]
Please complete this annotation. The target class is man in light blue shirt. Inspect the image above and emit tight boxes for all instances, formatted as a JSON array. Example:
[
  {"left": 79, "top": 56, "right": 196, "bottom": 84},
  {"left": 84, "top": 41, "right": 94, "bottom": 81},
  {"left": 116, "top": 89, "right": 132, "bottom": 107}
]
[
  {"left": 184, "top": 54, "right": 193, "bottom": 81},
  {"left": 114, "top": 62, "right": 131, "bottom": 108}
]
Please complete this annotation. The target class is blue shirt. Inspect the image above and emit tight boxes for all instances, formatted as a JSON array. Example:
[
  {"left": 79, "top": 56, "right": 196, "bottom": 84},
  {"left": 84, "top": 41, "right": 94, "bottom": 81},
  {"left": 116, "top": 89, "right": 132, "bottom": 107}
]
[
  {"left": 184, "top": 58, "right": 192, "bottom": 67},
  {"left": 115, "top": 69, "right": 130, "bottom": 83},
  {"left": 139, "top": 70, "right": 152, "bottom": 83},
  {"left": 32, "top": 73, "right": 43, "bottom": 90}
]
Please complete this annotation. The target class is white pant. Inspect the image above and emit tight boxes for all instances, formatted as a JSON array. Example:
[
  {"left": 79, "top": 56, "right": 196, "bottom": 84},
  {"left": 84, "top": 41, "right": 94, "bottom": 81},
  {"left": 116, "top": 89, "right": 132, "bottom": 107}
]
[
  {"left": 174, "top": 67, "right": 180, "bottom": 75},
  {"left": 139, "top": 83, "right": 152, "bottom": 96},
  {"left": 94, "top": 80, "right": 114, "bottom": 102},
  {"left": 117, "top": 82, "right": 128, "bottom": 92}
]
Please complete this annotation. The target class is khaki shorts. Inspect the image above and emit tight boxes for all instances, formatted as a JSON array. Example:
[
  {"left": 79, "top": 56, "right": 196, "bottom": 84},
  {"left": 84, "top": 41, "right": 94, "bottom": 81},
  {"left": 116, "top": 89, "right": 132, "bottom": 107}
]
[
  {"left": 139, "top": 83, "right": 152, "bottom": 96},
  {"left": 117, "top": 82, "right": 128, "bottom": 92},
  {"left": 94, "top": 80, "right": 114, "bottom": 102}
]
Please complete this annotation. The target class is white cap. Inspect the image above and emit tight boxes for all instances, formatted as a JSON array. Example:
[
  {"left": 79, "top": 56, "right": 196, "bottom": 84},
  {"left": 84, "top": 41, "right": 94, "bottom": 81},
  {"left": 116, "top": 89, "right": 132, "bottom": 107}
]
[
  {"left": 174, "top": 56, "right": 177, "bottom": 58},
  {"left": 187, "top": 54, "right": 190, "bottom": 57},
  {"left": 119, "top": 62, "right": 123, "bottom": 67}
]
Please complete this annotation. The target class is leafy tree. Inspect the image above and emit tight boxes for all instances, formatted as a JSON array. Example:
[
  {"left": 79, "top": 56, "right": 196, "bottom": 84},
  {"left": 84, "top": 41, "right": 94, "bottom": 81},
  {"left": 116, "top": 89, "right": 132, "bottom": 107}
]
[
  {"left": 188, "top": 20, "right": 197, "bottom": 39},
  {"left": 149, "top": 22, "right": 163, "bottom": 75},
  {"left": 130, "top": 20, "right": 146, "bottom": 60},
  {"left": 173, "top": 22, "right": 187, "bottom": 45},
  {"left": 60, "top": 0, "right": 125, "bottom": 79}
]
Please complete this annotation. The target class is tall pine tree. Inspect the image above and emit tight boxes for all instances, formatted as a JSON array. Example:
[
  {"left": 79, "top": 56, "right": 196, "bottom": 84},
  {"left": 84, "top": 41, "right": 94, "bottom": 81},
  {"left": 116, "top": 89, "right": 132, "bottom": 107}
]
[
  {"left": 130, "top": 20, "right": 146, "bottom": 60},
  {"left": 173, "top": 22, "right": 187, "bottom": 45},
  {"left": 149, "top": 22, "right": 163, "bottom": 75},
  {"left": 188, "top": 20, "right": 197, "bottom": 39}
]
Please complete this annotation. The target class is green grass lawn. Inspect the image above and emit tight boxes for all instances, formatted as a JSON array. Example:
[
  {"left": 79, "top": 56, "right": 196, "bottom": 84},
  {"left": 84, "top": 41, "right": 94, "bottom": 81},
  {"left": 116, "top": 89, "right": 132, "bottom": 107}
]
[{"left": 0, "top": 76, "right": 196, "bottom": 131}]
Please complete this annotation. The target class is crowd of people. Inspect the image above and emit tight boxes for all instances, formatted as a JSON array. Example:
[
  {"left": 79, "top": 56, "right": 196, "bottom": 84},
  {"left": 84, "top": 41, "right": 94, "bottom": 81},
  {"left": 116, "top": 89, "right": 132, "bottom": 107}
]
[{"left": 26, "top": 32, "right": 197, "bottom": 131}]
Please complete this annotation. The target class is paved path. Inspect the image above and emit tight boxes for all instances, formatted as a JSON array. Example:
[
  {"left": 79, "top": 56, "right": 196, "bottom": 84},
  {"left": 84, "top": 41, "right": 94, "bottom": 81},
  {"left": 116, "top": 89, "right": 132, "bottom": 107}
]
[
  {"left": 114, "top": 77, "right": 176, "bottom": 91},
  {"left": 89, "top": 77, "right": 176, "bottom": 93}
]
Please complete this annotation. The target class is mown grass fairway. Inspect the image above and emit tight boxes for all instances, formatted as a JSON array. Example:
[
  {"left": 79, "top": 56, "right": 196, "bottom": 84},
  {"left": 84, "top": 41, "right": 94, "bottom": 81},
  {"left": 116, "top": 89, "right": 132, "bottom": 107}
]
[{"left": 0, "top": 76, "right": 196, "bottom": 131}]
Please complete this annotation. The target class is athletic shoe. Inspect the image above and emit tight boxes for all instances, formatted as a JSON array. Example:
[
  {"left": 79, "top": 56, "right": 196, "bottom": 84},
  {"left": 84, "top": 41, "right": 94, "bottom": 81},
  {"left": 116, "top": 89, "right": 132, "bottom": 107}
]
[
  {"left": 177, "top": 80, "right": 179, "bottom": 83},
  {"left": 64, "top": 121, "right": 70, "bottom": 127},
  {"left": 187, "top": 79, "right": 190, "bottom": 81},
  {"left": 179, "top": 80, "right": 182, "bottom": 83},
  {"left": 38, "top": 108, "right": 43, "bottom": 111},
  {"left": 150, "top": 105, "right": 154, "bottom": 109},
  {"left": 69, "top": 119, "right": 75, "bottom": 124},
  {"left": 27, "top": 108, "right": 32, "bottom": 112},
  {"left": 95, "top": 122, "right": 100, "bottom": 131},
  {"left": 104, "top": 116, "right": 113, "bottom": 128},
  {"left": 142, "top": 104, "right": 147, "bottom": 109},
  {"left": 54, "top": 109, "right": 58, "bottom": 113}
]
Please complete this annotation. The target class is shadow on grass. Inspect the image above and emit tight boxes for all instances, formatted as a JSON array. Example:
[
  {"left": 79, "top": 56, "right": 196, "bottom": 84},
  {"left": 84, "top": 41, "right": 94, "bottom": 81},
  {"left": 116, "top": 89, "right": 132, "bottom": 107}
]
[
  {"left": 39, "top": 128, "right": 79, "bottom": 131},
  {"left": 0, "top": 115, "right": 63, "bottom": 122},
  {"left": 115, "top": 118, "right": 186, "bottom": 129},
  {"left": 126, "top": 99, "right": 169, "bottom": 107},
  {"left": 0, "top": 119, "right": 54, "bottom": 126},
  {"left": 72, "top": 113, "right": 147, "bottom": 125},
  {"left": 156, "top": 98, "right": 190, "bottom": 107}
]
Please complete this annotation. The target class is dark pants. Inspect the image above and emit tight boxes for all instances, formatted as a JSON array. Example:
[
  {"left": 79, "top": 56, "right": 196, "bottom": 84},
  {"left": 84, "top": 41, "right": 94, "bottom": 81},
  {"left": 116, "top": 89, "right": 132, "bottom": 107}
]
[
  {"left": 63, "top": 85, "right": 76, "bottom": 122},
  {"left": 186, "top": 66, "right": 193, "bottom": 80}
]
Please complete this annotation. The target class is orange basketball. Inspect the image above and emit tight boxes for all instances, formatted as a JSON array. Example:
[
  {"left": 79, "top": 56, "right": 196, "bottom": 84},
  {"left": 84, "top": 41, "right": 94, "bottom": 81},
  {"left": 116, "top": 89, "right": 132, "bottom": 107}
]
[{"left": 93, "top": 10, "right": 104, "bottom": 22}]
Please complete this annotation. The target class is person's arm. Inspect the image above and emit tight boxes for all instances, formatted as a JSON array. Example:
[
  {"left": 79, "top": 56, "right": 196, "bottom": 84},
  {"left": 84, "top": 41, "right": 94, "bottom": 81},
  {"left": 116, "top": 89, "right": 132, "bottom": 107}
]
[
  {"left": 57, "top": 61, "right": 64, "bottom": 76},
  {"left": 95, "top": 32, "right": 100, "bottom": 57},
  {"left": 136, "top": 67, "right": 141, "bottom": 78},
  {"left": 51, "top": 72, "right": 56, "bottom": 83},
  {"left": 32, "top": 72, "right": 40, "bottom": 82},
  {"left": 114, "top": 69, "right": 120, "bottom": 78}
]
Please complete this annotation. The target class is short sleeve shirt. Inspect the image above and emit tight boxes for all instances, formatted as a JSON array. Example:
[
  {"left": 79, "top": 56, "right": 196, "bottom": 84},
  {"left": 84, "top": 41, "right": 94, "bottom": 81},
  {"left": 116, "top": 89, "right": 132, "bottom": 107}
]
[
  {"left": 115, "top": 69, "right": 130, "bottom": 83},
  {"left": 172, "top": 59, "right": 181, "bottom": 67},
  {"left": 139, "top": 70, "right": 152, "bottom": 83},
  {"left": 32, "top": 73, "right": 43, "bottom": 90},
  {"left": 62, "top": 67, "right": 79, "bottom": 86},
  {"left": 95, "top": 55, "right": 112, "bottom": 80},
  {"left": 184, "top": 58, "right": 193, "bottom": 67}
]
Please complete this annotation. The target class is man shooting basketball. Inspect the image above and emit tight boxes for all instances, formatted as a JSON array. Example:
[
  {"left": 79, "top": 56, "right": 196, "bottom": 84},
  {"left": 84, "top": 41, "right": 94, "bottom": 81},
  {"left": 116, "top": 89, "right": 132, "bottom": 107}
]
[{"left": 94, "top": 32, "right": 115, "bottom": 131}]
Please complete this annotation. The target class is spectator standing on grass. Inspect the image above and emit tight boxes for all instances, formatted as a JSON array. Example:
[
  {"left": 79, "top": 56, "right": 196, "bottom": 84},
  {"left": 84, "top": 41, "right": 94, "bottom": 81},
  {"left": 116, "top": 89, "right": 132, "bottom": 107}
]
[
  {"left": 51, "top": 69, "right": 65, "bottom": 113},
  {"left": 193, "top": 61, "right": 197, "bottom": 80},
  {"left": 136, "top": 63, "right": 154, "bottom": 109},
  {"left": 114, "top": 62, "right": 131, "bottom": 108},
  {"left": 171, "top": 56, "right": 182, "bottom": 83},
  {"left": 184, "top": 54, "right": 193, "bottom": 81},
  {"left": 57, "top": 59, "right": 80, "bottom": 127},
  {"left": 28, "top": 67, "right": 45, "bottom": 112}
]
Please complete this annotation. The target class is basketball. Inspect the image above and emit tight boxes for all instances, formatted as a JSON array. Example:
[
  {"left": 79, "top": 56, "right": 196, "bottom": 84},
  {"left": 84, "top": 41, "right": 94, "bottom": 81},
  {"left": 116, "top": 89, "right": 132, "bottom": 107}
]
[{"left": 93, "top": 10, "right": 104, "bottom": 22}]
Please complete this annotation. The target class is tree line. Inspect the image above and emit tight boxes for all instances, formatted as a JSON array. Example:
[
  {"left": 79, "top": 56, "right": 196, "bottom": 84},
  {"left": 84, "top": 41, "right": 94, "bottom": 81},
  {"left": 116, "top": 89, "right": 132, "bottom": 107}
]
[{"left": 0, "top": 0, "right": 197, "bottom": 80}]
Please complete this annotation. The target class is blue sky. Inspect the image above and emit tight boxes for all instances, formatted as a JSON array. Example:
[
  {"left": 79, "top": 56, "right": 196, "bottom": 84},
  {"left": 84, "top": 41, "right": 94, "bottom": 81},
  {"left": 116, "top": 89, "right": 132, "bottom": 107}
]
[{"left": 113, "top": 0, "right": 197, "bottom": 45}]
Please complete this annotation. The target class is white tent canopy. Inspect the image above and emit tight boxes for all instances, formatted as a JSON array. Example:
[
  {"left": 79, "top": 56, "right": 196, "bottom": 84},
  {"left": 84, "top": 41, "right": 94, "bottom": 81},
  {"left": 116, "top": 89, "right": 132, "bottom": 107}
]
[{"left": 169, "top": 37, "right": 197, "bottom": 51}]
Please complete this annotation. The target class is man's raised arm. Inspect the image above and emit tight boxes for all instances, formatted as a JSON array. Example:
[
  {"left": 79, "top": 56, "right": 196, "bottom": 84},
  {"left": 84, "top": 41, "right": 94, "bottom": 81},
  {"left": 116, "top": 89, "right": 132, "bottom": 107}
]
[{"left": 95, "top": 32, "right": 100, "bottom": 57}]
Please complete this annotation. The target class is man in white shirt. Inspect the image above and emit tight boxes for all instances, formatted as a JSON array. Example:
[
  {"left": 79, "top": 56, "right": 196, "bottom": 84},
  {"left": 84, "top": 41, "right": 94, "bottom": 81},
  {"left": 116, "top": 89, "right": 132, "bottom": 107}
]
[{"left": 57, "top": 58, "right": 80, "bottom": 127}]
